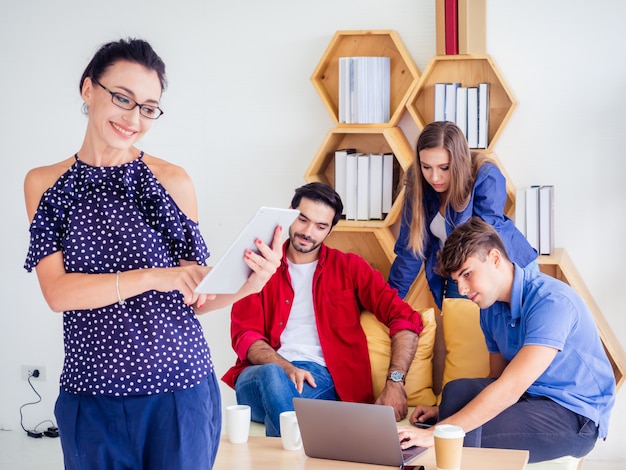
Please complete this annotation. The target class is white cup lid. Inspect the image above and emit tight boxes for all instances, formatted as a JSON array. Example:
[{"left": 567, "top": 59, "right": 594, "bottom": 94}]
[{"left": 433, "top": 424, "right": 465, "bottom": 438}]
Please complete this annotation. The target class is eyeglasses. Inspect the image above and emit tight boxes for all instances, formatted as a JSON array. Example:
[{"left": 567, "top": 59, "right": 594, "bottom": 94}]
[{"left": 92, "top": 78, "right": 164, "bottom": 119}]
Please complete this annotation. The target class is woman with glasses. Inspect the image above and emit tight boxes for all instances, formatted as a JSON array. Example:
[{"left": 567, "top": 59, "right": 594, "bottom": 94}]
[{"left": 23, "top": 38, "right": 282, "bottom": 470}]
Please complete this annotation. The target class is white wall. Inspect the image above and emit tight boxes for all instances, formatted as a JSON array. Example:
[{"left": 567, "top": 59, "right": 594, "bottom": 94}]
[
  {"left": 487, "top": 1, "right": 626, "bottom": 462},
  {"left": 0, "top": 0, "right": 623, "bottom": 463}
]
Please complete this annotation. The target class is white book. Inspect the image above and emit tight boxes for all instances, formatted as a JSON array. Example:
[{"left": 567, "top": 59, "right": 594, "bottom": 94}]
[
  {"left": 368, "top": 153, "right": 384, "bottom": 219},
  {"left": 455, "top": 86, "right": 468, "bottom": 139},
  {"left": 345, "top": 153, "right": 358, "bottom": 220},
  {"left": 382, "top": 153, "right": 394, "bottom": 213},
  {"left": 445, "top": 82, "right": 460, "bottom": 123},
  {"left": 478, "top": 82, "right": 490, "bottom": 148},
  {"left": 344, "top": 56, "right": 390, "bottom": 124},
  {"left": 466, "top": 87, "right": 479, "bottom": 148},
  {"left": 539, "top": 185, "right": 555, "bottom": 255},
  {"left": 381, "top": 57, "right": 391, "bottom": 123},
  {"left": 338, "top": 57, "right": 348, "bottom": 124},
  {"left": 350, "top": 57, "right": 358, "bottom": 124},
  {"left": 356, "top": 57, "right": 367, "bottom": 123},
  {"left": 334, "top": 148, "right": 356, "bottom": 215},
  {"left": 356, "top": 153, "right": 370, "bottom": 220},
  {"left": 366, "top": 56, "right": 390, "bottom": 124},
  {"left": 525, "top": 186, "right": 540, "bottom": 252},
  {"left": 434, "top": 83, "right": 447, "bottom": 121}
]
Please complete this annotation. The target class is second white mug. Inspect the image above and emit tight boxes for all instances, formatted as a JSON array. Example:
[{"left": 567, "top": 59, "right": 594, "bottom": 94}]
[{"left": 279, "top": 411, "right": 302, "bottom": 451}]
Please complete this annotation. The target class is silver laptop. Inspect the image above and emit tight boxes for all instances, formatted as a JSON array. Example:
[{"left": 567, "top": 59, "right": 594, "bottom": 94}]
[{"left": 293, "top": 398, "right": 427, "bottom": 468}]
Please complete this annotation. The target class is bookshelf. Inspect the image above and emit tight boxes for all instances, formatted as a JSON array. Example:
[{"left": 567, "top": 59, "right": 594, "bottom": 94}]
[
  {"left": 538, "top": 249, "right": 626, "bottom": 391},
  {"left": 407, "top": 54, "right": 518, "bottom": 217},
  {"left": 407, "top": 53, "right": 626, "bottom": 393},
  {"left": 306, "top": 29, "right": 626, "bottom": 393},
  {"left": 304, "top": 127, "right": 413, "bottom": 227},
  {"left": 407, "top": 54, "right": 516, "bottom": 151},
  {"left": 405, "top": 52, "right": 626, "bottom": 391},
  {"left": 311, "top": 30, "right": 420, "bottom": 127},
  {"left": 305, "top": 31, "right": 421, "bottom": 274}
]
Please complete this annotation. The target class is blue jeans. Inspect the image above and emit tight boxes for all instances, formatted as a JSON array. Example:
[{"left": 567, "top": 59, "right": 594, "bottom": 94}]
[
  {"left": 439, "top": 378, "right": 599, "bottom": 462},
  {"left": 235, "top": 361, "right": 337, "bottom": 436}
]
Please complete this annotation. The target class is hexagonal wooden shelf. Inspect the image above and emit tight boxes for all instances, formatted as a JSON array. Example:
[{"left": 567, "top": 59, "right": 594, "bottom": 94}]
[
  {"left": 311, "top": 30, "right": 421, "bottom": 127},
  {"left": 538, "top": 249, "right": 626, "bottom": 392},
  {"left": 324, "top": 225, "right": 397, "bottom": 280},
  {"left": 304, "top": 126, "right": 414, "bottom": 227},
  {"left": 407, "top": 55, "right": 516, "bottom": 151},
  {"left": 307, "top": 31, "right": 626, "bottom": 399}
]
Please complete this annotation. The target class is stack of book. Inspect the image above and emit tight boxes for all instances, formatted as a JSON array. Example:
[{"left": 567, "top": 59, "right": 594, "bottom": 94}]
[
  {"left": 338, "top": 57, "right": 390, "bottom": 124},
  {"left": 515, "top": 185, "right": 555, "bottom": 255},
  {"left": 334, "top": 149, "right": 395, "bottom": 220},
  {"left": 434, "top": 82, "right": 489, "bottom": 149}
]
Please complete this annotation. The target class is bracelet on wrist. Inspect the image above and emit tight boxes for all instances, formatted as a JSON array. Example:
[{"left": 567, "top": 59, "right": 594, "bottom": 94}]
[{"left": 116, "top": 271, "right": 126, "bottom": 306}]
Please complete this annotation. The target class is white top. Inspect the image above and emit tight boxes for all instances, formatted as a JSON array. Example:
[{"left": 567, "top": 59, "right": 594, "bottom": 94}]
[
  {"left": 430, "top": 211, "right": 447, "bottom": 248},
  {"left": 277, "top": 260, "right": 326, "bottom": 366}
]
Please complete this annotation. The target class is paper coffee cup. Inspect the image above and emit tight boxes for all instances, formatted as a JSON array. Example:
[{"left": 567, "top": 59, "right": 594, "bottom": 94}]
[{"left": 433, "top": 424, "right": 465, "bottom": 470}]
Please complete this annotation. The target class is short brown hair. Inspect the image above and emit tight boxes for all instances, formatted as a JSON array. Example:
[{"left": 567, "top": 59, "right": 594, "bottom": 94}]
[{"left": 437, "top": 217, "right": 511, "bottom": 278}]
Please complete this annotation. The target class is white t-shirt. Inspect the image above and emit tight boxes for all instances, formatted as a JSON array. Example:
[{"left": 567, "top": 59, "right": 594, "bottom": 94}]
[
  {"left": 277, "top": 260, "right": 326, "bottom": 366},
  {"left": 430, "top": 211, "right": 447, "bottom": 249}
]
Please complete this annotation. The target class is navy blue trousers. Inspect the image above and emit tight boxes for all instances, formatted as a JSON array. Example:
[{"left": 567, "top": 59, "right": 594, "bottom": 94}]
[
  {"left": 439, "top": 378, "right": 599, "bottom": 463},
  {"left": 54, "top": 373, "right": 222, "bottom": 470}
]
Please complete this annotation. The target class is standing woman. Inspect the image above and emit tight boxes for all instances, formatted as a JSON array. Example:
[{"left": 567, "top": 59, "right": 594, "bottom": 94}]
[
  {"left": 23, "top": 38, "right": 282, "bottom": 470},
  {"left": 388, "top": 121, "right": 537, "bottom": 308}
]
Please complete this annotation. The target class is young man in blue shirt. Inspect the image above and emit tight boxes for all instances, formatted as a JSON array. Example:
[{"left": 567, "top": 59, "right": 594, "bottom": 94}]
[{"left": 397, "top": 217, "right": 615, "bottom": 463}]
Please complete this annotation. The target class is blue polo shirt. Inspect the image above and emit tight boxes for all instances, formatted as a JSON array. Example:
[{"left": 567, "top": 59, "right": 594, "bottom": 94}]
[{"left": 480, "top": 264, "right": 615, "bottom": 438}]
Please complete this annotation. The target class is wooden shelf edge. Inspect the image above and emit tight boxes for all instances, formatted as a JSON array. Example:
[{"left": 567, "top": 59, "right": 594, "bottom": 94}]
[
  {"left": 310, "top": 29, "right": 421, "bottom": 128},
  {"left": 539, "top": 248, "right": 626, "bottom": 392}
]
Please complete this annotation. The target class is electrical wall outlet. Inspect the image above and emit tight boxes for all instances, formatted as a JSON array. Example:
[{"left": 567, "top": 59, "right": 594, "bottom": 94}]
[{"left": 21, "top": 365, "right": 47, "bottom": 381}]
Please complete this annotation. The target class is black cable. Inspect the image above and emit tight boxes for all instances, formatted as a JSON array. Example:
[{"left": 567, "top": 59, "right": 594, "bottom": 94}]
[{"left": 19, "top": 370, "right": 57, "bottom": 438}]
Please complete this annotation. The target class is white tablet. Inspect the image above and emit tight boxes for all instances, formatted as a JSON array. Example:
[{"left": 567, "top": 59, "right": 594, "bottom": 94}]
[{"left": 194, "top": 206, "right": 299, "bottom": 294}]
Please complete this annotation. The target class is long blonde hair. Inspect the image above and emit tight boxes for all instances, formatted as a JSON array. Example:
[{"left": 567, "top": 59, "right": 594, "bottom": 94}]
[{"left": 405, "top": 121, "right": 491, "bottom": 258}]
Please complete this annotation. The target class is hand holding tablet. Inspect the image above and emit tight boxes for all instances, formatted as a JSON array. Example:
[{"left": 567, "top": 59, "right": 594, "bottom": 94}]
[{"left": 194, "top": 207, "right": 299, "bottom": 294}]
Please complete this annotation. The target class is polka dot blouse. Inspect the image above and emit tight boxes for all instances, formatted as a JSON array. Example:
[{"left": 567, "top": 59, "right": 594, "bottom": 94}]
[{"left": 24, "top": 152, "right": 214, "bottom": 396}]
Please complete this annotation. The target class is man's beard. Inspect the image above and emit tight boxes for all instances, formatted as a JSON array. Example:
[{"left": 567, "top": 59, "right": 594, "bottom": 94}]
[{"left": 289, "top": 229, "right": 322, "bottom": 254}]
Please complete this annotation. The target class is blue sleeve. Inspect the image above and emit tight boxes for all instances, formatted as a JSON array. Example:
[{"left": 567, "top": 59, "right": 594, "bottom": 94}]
[
  {"left": 472, "top": 163, "right": 537, "bottom": 266},
  {"left": 388, "top": 200, "right": 423, "bottom": 299},
  {"left": 471, "top": 163, "right": 509, "bottom": 231}
]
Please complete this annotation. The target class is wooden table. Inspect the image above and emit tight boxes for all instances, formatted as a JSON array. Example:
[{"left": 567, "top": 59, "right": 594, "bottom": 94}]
[{"left": 214, "top": 436, "right": 529, "bottom": 469}]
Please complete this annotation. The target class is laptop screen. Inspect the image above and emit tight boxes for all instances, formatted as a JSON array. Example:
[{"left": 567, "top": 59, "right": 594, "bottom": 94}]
[{"left": 293, "top": 398, "right": 427, "bottom": 468}]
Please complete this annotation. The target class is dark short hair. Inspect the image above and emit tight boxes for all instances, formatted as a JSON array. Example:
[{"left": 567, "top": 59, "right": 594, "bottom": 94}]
[
  {"left": 437, "top": 217, "right": 511, "bottom": 277},
  {"left": 291, "top": 182, "right": 343, "bottom": 227},
  {"left": 79, "top": 38, "right": 167, "bottom": 94}
]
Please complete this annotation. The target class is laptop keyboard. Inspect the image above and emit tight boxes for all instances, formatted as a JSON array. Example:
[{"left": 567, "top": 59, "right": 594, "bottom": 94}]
[{"left": 402, "top": 445, "right": 427, "bottom": 465}]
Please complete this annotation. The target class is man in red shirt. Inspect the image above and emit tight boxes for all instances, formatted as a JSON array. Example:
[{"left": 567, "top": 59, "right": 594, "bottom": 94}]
[{"left": 222, "top": 182, "right": 424, "bottom": 436}]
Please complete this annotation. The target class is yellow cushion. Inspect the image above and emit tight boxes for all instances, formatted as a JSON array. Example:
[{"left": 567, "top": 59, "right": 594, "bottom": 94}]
[
  {"left": 361, "top": 308, "right": 437, "bottom": 406},
  {"left": 440, "top": 298, "right": 490, "bottom": 399}
]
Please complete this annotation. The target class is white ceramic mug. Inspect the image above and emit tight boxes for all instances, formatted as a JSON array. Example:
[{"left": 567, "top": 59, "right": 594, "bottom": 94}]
[
  {"left": 279, "top": 411, "right": 302, "bottom": 451},
  {"left": 226, "top": 404, "right": 251, "bottom": 444}
]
